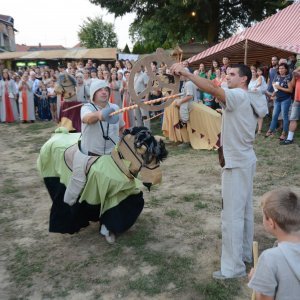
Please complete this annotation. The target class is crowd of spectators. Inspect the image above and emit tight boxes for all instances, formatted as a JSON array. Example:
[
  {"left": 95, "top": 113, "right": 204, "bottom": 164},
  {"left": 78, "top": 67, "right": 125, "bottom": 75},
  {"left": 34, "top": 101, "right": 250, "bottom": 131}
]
[
  {"left": 0, "top": 54, "right": 299, "bottom": 144},
  {"left": 189, "top": 54, "right": 300, "bottom": 145}
]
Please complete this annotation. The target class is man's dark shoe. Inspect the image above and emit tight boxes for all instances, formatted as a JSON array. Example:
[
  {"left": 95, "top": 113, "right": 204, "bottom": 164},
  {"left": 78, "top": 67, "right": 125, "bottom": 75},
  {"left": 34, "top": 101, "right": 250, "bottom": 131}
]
[{"left": 280, "top": 139, "right": 293, "bottom": 145}]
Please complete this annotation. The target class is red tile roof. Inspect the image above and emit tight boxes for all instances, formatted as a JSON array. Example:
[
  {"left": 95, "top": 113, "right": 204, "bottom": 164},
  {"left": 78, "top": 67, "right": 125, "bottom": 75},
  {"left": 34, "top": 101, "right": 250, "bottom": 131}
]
[
  {"left": 16, "top": 44, "right": 30, "bottom": 52},
  {"left": 72, "top": 42, "right": 84, "bottom": 48}
]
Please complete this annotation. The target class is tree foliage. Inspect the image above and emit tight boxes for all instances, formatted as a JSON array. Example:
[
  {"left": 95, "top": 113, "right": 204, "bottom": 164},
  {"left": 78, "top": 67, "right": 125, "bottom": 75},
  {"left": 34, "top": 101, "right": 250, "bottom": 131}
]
[
  {"left": 89, "top": 0, "right": 291, "bottom": 51},
  {"left": 78, "top": 16, "right": 118, "bottom": 48},
  {"left": 123, "top": 44, "right": 131, "bottom": 53}
]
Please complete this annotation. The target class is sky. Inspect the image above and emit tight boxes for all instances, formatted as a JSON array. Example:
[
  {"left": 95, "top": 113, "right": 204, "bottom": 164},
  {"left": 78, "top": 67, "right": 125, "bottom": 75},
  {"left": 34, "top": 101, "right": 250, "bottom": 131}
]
[{"left": 2, "top": 0, "right": 135, "bottom": 49}]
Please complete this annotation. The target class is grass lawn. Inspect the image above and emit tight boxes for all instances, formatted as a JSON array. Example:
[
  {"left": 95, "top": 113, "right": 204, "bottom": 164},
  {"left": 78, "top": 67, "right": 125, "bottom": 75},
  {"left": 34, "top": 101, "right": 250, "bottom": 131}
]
[{"left": 0, "top": 117, "right": 299, "bottom": 300}]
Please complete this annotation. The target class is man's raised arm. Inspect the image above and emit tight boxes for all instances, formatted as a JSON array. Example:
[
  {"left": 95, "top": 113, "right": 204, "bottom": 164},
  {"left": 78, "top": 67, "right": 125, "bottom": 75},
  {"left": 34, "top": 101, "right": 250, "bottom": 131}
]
[{"left": 171, "top": 63, "right": 226, "bottom": 103}]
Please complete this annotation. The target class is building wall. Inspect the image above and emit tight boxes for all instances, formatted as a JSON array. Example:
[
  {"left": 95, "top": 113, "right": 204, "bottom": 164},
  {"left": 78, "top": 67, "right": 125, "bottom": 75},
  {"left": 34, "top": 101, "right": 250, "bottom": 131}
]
[{"left": 0, "top": 21, "right": 16, "bottom": 52}]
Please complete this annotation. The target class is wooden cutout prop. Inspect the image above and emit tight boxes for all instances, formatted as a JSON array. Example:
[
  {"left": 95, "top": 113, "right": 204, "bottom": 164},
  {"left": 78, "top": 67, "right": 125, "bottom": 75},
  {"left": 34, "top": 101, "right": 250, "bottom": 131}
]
[
  {"left": 128, "top": 48, "right": 180, "bottom": 112},
  {"left": 251, "top": 241, "right": 259, "bottom": 300}
]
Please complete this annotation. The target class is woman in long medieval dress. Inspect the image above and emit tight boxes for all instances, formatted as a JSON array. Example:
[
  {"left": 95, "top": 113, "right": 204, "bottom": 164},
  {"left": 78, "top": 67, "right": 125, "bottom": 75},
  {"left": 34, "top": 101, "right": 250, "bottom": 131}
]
[
  {"left": 121, "top": 71, "right": 135, "bottom": 129},
  {"left": 18, "top": 72, "right": 35, "bottom": 123},
  {"left": 0, "top": 69, "right": 19, "bottom": 123}
]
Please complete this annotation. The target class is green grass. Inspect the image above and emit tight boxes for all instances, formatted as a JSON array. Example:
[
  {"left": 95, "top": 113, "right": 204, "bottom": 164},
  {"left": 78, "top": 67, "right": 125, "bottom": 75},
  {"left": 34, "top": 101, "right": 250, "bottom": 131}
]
[
  {"left": 1, "top": 117, "right": 299, "bottom": 299},
  {"left": 165, "top": 209, "right": 183, "bottom": 218},
  {"left": 42, "top": 288, "right": 70, "bottom": 299},
  {"left": 128, "top": 251, "right": 193, "bottom": 296},
  {"left": 1, "top": 185, "right": 20, "bottom": 195},
  {"left": 148, "top": 194, "right": 176, "bottom": 207},
  {"left": 181, "top": 193, "right": 199, "bottom": 202},
  {"left": 21, "top": 121, "right": 55, "bottom": 133},
  {"left": 148, "top": 195, "right": 161, "bottom": 207},
  {"left": 166, "top": 143, "right": 194, "bottom": 156},
  {"left": 266, "top": 159, "right": 275, "bottom": 166},
  {"left": 118, "top": 218, "right": 156, "bottom": 249},
  {"left": 7, "top": 246, "right": 45, "bottom": 287},
  {"left": 150, "top": 118, "right": 163, "bottom": 136},
  {"left": 0, "top": 178, "right": 20, "bottom": 195},
  {"left": 64, "top": 257, "right": 98, "bottom": 272},
  {"left": 194, "top": 279, "right": 241, "bottom": 300},
  {"left": 94, "top": 216, "right": 196, "bottom": 297},
  {"left": 179, "top": 193, "right": 211, "bottom": 211},
  {"left": 195, "top": 201, "right": 208, "bottom": 210}
]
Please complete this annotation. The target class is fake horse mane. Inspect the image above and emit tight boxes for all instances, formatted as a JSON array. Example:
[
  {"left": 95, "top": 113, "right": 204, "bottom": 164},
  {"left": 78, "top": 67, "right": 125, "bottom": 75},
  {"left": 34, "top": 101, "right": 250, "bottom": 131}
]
[
  {"left": 126, "top": 126, "right": 168, "bottom": 164},
  {"left": 111, "top": 126, "right": 168, "bottom": 187}
]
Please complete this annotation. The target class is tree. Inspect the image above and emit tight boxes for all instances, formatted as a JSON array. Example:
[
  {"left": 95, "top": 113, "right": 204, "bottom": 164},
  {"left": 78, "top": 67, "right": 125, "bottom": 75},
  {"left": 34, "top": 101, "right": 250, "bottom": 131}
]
[
  {"left": 78, "top": 16, "right": 118, "bottom": 48},
  {"left": 89, "top": 0, "right": 290, "bottom": 48},
  {"left": 123, "top": 44, "right": 131, "bottom": 53},
  {"left": 131, "top": 41, "right": 146, "bottom": 54},
  {"left": 129, "top": 18, "right": 175, "bottom": 53}
]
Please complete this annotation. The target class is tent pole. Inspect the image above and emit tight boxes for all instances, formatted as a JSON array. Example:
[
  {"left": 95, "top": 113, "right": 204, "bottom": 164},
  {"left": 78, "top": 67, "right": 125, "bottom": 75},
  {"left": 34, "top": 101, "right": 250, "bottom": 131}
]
[{"left": 244, "top": 39, "right": 248, "bottom": 65}]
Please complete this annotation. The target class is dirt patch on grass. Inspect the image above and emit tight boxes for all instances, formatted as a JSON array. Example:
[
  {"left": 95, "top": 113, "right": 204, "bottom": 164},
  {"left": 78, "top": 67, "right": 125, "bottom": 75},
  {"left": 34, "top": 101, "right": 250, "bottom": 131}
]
[{"left": 0, "top": 121, "right": 299, "bottom": 299}]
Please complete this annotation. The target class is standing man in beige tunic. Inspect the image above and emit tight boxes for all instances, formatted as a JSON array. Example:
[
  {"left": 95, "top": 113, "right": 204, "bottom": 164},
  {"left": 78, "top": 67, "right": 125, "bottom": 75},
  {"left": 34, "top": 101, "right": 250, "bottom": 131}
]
[{"left": 171, "top": 63, "right": 268, "bottom": 279}]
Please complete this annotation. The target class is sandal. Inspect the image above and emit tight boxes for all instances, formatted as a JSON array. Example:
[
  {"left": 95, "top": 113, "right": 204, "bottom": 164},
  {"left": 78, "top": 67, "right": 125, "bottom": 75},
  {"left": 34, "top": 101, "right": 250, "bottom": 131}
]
[
  {"left": 265, "top": 131, "right": 274, "bottom": 138},
  {"left": 279, "top": 135, "right": 286, "bottom": 141}
]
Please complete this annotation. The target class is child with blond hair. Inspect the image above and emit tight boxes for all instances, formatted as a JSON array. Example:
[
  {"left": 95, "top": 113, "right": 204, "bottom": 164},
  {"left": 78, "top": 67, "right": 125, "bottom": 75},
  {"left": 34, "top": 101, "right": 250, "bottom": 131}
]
[{"left": 248, "top": 188, "right": 300, "bottom": 300}]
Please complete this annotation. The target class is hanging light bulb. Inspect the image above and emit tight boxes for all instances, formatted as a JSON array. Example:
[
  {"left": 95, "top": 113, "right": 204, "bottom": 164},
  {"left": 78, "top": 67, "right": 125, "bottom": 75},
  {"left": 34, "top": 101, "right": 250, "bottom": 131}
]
[{"left": 191, "top": 11, "right": 196, "bottom": 17}]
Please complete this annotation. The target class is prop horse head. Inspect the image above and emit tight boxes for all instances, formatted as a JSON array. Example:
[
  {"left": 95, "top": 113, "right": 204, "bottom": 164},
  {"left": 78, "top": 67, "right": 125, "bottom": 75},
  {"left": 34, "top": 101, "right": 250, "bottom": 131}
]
[
  {"left": 55, "top": 73, "right": 77, "bottom": 101},
  {"left": 111, "top": 126, "right": 168, "bottom": 190}
]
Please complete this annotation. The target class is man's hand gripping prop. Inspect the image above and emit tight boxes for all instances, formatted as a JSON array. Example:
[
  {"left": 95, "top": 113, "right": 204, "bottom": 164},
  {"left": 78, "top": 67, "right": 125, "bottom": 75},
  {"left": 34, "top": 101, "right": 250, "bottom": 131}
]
[{"left": 101, "top": 107, "right": 119, "bottom": 124}]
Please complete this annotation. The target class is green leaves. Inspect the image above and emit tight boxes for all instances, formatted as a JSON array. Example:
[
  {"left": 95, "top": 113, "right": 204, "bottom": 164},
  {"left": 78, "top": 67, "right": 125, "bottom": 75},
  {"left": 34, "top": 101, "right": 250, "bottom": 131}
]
[
  {"left": 123, "top": 43, "right": 131, "bottom": 53},
  {"left": 89, "top": 0, "right": 290, "bottom": 49},
  {"left": 78, "top": 16, "right": 118, "bottom": 48}
]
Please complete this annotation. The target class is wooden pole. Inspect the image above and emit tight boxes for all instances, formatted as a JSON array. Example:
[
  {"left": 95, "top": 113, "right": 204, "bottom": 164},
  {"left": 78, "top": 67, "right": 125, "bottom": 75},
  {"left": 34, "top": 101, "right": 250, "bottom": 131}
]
[
  {"left": 109, "top": 93, "right": 183, "bottom": 116},
  {"left": 251, "top": 241, "right": 259, "bottom": 300},
  {"left": 244, "top": 39, "right": 248, "bottom": 65},
  {"left": 62, "top": 93, "right": 183, "bottom": 114},
  {"left": 62, "top": 103, "right": 83, "bottom": 113},
  {"left": 144, "top": 111, "right": 164, "bottom": 122}
]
